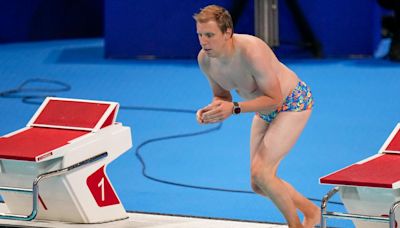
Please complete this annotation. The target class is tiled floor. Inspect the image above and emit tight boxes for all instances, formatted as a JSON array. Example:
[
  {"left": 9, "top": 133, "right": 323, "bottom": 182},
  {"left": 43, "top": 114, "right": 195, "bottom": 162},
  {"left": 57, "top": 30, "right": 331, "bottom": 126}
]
[{"left": 0, "top": 203, "right": 287, "bottom": 228}]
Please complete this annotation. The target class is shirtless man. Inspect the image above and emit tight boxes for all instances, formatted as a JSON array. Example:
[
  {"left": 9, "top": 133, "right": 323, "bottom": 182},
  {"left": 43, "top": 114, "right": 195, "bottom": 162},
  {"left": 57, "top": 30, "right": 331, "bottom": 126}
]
[{"left": 194, "top": 5, "right": 320, "bottom": 228}]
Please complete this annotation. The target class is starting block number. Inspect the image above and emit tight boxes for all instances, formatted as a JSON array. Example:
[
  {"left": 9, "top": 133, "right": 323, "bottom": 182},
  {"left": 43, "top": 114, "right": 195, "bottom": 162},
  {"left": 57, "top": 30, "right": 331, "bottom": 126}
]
[{"left": 86, "top": 166, "right": 120, "bottom": 207}]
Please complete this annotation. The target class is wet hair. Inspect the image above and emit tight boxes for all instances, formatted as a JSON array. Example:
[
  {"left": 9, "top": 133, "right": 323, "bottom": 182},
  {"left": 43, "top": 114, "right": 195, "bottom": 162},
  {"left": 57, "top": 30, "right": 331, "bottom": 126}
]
[{"left": 193, "top": 5, "right": 233, "bottom": 36}]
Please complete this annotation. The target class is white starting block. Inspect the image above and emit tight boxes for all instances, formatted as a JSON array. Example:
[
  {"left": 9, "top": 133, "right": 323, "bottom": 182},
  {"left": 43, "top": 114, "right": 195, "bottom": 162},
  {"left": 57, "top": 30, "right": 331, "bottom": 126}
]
[
  {"left": 0, "top": 97, "right": 132, "bottom": 223},
  {"left": 320, "top": 123, "right": 400, "bottom": 228}
]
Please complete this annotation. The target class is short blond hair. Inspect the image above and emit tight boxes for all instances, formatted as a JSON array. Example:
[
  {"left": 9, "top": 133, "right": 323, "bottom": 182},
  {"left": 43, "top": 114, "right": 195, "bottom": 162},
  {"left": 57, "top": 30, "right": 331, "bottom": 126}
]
[{"left": 193, "top": 5, "right": 233, "bottom": 36}]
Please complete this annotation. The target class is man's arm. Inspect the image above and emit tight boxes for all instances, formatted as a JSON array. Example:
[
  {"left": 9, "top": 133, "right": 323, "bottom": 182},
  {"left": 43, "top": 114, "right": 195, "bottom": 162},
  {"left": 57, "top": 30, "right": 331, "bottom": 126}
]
[
  {"left": 197, "top": 51, "right": 232, "bottom": 102},
  {"left": 197, "top": 51, "right": 233, "bottom": 123},
  {"left": 238, "top": 42, "right": 283, "bottom": 114}
]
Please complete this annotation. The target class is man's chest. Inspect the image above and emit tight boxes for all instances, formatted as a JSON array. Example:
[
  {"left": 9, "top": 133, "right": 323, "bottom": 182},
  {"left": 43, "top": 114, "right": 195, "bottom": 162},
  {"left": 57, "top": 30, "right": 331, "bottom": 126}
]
[{"left": 210, "top": 66, "right": 257, "bottom": 92}]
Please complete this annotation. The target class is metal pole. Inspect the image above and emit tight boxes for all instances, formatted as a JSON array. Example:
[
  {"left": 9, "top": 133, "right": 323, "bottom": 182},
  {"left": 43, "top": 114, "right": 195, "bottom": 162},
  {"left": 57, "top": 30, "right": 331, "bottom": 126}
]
[
  {"left": 389, "top": 201, "right": 400, "bottom": 228},
  {"left": 0, "top": 151, "right": 108, "bottom": 221},
  {"left": 323, "top": 211, "right": 389, "bottom": 223},
  {"left": 254, "top": 0, "right": 279, "bottom": 47},
  {"left": 320, "top": 187, "right": 339, "bottom": 228},
  {"left": 321, "top": 186, "right": 400, "bottom": 227}
]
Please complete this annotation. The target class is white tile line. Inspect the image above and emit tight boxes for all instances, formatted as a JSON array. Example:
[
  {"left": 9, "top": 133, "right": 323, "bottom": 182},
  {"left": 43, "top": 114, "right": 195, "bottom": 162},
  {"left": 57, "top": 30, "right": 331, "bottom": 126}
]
[{"left": 0, "top": 203, "right": 287, "bottom": 228}]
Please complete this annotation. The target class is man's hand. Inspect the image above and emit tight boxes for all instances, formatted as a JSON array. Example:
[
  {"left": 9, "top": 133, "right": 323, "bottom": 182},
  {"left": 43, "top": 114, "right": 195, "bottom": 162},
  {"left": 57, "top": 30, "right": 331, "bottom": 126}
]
[
  {"left": 196, "top": 106, "right": 209, "bottom": 124},
  {"left": 197, "top": 100, "right": 233, "bottom": 124}
]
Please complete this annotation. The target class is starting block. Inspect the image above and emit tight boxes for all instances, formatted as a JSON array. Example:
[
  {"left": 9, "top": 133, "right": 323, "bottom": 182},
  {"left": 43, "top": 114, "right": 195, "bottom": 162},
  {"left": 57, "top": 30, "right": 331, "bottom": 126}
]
[
  {"left": 320, "top": 124, "right": 400, "bottom": 228},
  {"left": 0, "top": 97, "right": 132, "bottom": 223}
]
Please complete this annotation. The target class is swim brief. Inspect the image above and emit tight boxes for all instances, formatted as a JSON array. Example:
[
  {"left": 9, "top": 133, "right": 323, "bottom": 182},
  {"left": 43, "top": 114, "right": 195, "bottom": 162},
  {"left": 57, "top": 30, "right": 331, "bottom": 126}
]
[{"left": 257, "top": 81, "right": 314, "bottom": 124}]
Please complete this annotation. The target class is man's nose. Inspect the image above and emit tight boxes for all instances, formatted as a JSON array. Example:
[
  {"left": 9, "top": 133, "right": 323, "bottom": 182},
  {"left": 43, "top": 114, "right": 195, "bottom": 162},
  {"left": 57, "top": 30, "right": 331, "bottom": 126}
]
[{"left": 199, "top": 36, "right": 208, "bottom": 45}]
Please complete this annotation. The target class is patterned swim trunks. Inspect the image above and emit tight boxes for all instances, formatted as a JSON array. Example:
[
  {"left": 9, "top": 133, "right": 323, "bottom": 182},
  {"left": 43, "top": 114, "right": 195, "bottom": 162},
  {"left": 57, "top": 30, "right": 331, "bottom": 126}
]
[{"left": 257, "top": 81, "right": 314, "bottom": 124}]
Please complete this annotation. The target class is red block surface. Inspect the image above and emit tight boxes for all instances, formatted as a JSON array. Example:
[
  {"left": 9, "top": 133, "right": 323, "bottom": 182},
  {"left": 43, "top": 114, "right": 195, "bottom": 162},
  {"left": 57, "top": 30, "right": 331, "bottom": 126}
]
[
  {"left": 387, "top": 129, "right": 400, "bottom": 152},
  {"left": 33, "top": 100, "right": 111, "bottom": 129},
  {"left": 0, "top": 127, "right": 88, "bottom": 161},
  {"left": 320, "top": 154, "right": 400, "bottom": 188}
]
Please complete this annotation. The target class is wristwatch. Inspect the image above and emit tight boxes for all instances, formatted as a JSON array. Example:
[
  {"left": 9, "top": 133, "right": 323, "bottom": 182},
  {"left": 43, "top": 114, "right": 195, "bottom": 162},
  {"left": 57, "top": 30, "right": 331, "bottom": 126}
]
[{"left": 232, "top": 102, "right": 241, "bottom": 115}]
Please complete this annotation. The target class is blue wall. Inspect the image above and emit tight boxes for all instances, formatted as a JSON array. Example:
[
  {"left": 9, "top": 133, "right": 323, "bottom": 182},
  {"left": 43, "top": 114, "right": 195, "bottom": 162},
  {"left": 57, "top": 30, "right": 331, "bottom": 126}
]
[
  {"left": 0, "top": 0, "right": 103, "bottom": 43},
  {"left": 104, "top": 0, "right": 254, "bottom": 59},
  {"left": 277, "top": 0, "right": 382, "bottom": 57},
  {"left": 0, "top": 0, "right": 383, "bottom": 58},
  {"left": 104, "top": 0, "right": 383, "bottom": 58}
]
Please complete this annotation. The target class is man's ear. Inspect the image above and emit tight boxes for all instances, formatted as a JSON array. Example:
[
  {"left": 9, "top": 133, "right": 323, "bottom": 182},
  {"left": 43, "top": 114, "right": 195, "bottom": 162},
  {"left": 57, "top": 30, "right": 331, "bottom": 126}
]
[{"left": 224, "top": 28, "right": 233, "bottom": 39}]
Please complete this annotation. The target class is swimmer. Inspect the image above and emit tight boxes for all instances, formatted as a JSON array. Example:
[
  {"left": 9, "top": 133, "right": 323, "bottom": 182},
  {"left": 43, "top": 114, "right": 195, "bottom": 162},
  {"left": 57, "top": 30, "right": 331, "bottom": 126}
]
[{"left": 194, "top": 5, "right": 319, "bottom": 228}]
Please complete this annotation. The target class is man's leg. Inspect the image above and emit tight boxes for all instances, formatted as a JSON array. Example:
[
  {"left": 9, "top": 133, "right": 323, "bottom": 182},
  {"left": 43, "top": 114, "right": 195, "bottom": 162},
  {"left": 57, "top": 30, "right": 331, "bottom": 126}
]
[
  {"left": 280, "top": 179, "right": 320, "bottom": 227},
  {"left": 250, "top": 110, "right": 319, "bottom": 228}
]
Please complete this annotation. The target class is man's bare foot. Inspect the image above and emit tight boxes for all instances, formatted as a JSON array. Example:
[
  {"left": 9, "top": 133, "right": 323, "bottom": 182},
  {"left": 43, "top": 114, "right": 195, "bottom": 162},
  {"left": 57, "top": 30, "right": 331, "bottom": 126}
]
[{"left": 303, "top": 205, "right": 321, "bottom": 228}]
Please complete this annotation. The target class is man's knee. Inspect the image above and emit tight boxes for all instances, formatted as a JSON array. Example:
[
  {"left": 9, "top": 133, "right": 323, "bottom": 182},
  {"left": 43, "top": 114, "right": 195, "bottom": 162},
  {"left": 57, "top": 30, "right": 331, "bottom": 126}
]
[{"left": 250, "top": 166, "right": 275, "bottom": 194}]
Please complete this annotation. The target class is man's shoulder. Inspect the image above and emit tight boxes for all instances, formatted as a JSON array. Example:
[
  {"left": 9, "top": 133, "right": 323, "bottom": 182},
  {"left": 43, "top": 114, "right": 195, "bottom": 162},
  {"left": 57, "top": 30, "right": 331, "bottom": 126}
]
[
  {"left": 197, "top": 50, "right": 211, "bottom": 73},
  {"left": 197, "top": 50, "right": 210, "bottom": 65},
  {"left": 235, "top": 34, "right": 271, "bottom": 59},
  {"left": 235, "top": 34, "right": 264, "bottom": 46},
  {"left": 235, "top": 35, "right": 264, "bottom": 53}
]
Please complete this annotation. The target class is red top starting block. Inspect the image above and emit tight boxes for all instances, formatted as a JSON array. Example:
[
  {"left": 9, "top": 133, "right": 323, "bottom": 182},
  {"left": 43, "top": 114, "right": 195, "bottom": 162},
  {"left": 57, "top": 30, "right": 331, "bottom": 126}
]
[
  {"left": 0, "top": 97, "right": 132, "bottom": 223},
  {"left": 0, "top": 98, "right": 118, "bottom": 162},
  {"left": 321, "top": 124, "right": 400, "bottom": 189},
  {"left": 320, "top": 124, "right": 400, "bottom": 228}
]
